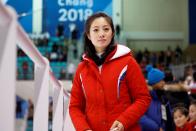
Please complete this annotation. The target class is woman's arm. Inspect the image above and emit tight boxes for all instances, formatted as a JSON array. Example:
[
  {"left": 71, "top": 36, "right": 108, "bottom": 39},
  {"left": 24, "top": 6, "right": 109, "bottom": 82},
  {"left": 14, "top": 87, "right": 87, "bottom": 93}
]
[
  {"left": 116, "top": 57, "right": 151, "bottom": 129},
  {"left": 69, "top": 66, "right": 91, "bottom": 131}
]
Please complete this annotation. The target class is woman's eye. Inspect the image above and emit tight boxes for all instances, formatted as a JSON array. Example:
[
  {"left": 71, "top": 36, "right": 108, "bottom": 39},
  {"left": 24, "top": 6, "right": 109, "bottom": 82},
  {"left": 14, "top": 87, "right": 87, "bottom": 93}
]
[
  {"left": 93, "top": 29, "right": 98, "bottom": 32},
  {"left": 104, "top": 28, "right": 109, "bottom": 31}
]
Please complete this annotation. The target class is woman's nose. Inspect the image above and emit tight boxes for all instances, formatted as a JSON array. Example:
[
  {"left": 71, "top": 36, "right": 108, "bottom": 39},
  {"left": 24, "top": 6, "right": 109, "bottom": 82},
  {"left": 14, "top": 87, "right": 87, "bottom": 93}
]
[{"left": 98, "top": 30, "right": 105, "bottom": 38}]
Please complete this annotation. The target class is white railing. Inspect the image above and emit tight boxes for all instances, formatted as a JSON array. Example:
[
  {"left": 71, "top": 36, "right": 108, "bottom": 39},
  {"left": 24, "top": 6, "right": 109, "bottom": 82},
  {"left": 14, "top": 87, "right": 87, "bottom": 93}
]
[{"left": 0, "top": 2, "right": 70, "bottom": 131}]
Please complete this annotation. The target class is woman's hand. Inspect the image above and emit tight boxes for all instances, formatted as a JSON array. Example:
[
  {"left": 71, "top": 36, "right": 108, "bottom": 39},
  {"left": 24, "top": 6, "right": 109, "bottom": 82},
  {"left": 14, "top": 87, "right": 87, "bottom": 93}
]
[{"left": 110, "top": 120, "right": 124, "bottom": 131}]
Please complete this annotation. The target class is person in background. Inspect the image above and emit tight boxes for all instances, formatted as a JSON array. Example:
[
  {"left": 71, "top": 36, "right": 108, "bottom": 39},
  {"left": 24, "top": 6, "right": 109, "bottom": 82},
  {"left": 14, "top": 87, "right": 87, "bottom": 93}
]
[
  {"left": 183, "top": 65, "right": 193, "bottom": 87},
  {"left": 67, "top": 61, "right": 76, "bottom": 80},
  {"left": 189, "top": 100, "right": 196, "bottom": 130},
  {"left": 56, "top": 23, "right": 64, "bottom": 37},
  {"left": 22, "top": 61, "right": 29, "bottom": 80},
  {"left": 69, "top": 12, "right": 151, "bottom": 131},
  {"left": 173, "top": 105, "right": 192, "bottom": 131},
  {"left": 163, "top": 69, "right": 190, "bottom": 109},
  {"left": 140, "top": 65, "right": 174, "bottom": 131},
  {"left": 175, "top": 45, "right": 183, "bottom": 64},
  {"left": 115, "top": 24, "right": 121, "bottom": 41},
  {"left": 189, "top": 72, "right": 196, "bottom": 99}
]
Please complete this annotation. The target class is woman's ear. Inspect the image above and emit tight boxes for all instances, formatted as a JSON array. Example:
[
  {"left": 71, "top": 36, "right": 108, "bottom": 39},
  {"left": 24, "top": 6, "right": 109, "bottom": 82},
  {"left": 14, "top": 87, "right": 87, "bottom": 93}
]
[
  {"left": 112, "top": 32, "right": 115, "bottom": 38},
  {"left": 87, "top": 33, "right": 91, "bottom": 40}
]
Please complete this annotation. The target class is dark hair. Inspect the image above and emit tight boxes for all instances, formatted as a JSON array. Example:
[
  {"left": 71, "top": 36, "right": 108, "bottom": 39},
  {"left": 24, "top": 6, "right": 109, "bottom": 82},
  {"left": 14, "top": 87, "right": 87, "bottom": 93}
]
[
  {"left": 190, "top": 99, "right": 196, "bottom": 106},
  {"left": 164, "top": 68, "right": 174, "bottom": 83},
  {"left": 83, "top": 12, "right": 115, "bottom": 66},
  {"left": 173, "top": 105, "right": 189, "bottom": 117}
]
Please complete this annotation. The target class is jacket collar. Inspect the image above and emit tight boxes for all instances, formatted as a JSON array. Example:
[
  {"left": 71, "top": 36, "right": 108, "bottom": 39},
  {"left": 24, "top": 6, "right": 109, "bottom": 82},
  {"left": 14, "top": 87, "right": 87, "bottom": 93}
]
[
  {"left": 110, "top": 44, "right": 131, "bottom": 60},
  {"left": 82, "top": 44, "right": 131, "bottom": 63}
]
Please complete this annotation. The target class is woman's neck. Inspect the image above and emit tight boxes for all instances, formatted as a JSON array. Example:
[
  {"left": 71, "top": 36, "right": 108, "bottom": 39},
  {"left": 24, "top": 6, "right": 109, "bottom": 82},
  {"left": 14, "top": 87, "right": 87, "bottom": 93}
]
[{"left": 96, "top": 52, "right": 104, "bottom": 58}]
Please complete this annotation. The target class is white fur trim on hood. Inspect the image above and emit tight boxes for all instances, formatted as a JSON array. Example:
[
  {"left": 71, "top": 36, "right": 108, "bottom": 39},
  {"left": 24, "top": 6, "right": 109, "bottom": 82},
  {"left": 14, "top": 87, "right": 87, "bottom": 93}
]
[{"left": 110, "top": 44, "right": 131, "bottom": 60}]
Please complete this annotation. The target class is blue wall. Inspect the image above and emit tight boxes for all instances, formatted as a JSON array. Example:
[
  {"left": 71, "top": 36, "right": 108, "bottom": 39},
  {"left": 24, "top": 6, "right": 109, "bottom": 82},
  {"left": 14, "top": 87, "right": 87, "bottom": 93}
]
[
  {"left": 189, "top": 0, "right": 196, "bottom": 44},
  {"left": 6, "top": 0, "right": 33, "bottom": 33}
]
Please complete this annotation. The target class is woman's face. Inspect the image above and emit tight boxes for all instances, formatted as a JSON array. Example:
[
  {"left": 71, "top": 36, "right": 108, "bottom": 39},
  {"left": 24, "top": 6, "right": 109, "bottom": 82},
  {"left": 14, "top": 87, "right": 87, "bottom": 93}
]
[
  {"left": 189, "top": 104, "right": 196, "bottom": 122},
  {"left": 87, "top": 17, "right": 114, "bottom": 53},
  {"left": 174, "top": 110, "right": 189, "bottom": 128}
]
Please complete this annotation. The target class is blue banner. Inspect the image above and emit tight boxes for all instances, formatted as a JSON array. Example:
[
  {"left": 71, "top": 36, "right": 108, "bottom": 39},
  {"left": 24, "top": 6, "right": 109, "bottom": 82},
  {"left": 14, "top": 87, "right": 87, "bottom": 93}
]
[
  {"left": 44, "top": 0, "right": 112, "bottom": 38},
  {"left": 6, "top": 0, "right": 33, "bottom": 33}
]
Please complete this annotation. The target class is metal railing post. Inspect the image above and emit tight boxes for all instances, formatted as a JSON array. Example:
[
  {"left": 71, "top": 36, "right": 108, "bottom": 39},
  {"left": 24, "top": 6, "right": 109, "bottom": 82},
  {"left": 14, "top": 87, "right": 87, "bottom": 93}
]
[
  {"left": 0, "top": 3, "right": 17, "bottom": 131},
  {"left": 63, "top": 92, "right": 71, "bottom": 131},
  {"left": 33, "top": 58, "right": 49, "bottom": 131},
  {"left": 53, "top": 82, "right": 64, "bottom": 131}
]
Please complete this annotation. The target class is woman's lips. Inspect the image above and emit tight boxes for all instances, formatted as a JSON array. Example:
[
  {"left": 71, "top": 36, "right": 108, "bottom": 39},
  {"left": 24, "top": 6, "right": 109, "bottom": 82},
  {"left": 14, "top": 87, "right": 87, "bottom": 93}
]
[{"left": 98, "top": 39, "right": 106, "bottom": 42}]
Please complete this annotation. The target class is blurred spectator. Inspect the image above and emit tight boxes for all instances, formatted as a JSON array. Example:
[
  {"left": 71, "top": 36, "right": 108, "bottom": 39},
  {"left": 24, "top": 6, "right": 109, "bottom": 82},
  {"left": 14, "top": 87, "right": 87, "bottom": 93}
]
[
  {"left": 57, "top": 45, "right": 64, "bottom": 61},
  {"left": 158, "top": 51, "right": 165, "bottom": 65},
  {"left": 164, "top": 68, "right": 174, "bottom": 83},
  {"left": 163, "top": 67, "right": 190, "bottom": 109},
  {"left": 189, "top": 72, "right": 196, "bottom": 99},
  {"left": 189, "top": 100, "right": 196, "bottom": 130},
  {"left": 67, "top": 62, "right": 76, "bottom": 80},
  {"left": 71, "top": 26, "right": 78, "bottom": 59},
  {"left": 173, "top": 105, "right": 191, "bottom": 131},
  {"left": 115, "top": 24, "right": 121, "bottom": 40},
  {"left": 16, "top": 98, "right": 22, "bottom": 117},
  {"left": 165, "top": 46, "right": 173, "bottom": 67},
  {"left": 42, "top": 37, "right": 49, "bottom": 47},
  {"left": 71, "top": 26, "right": 78, "bottom": 40},
  {"left": 52, "top": 42, "right": 58, "bottom": 52},
  {"left": 59, "top": 68, "right": 66, "bottom": 80},
  {"left": 50, "top": 43, "right": 58, "bottom": 62},
  {"left": 73, "top": 43, "right": 78, "bottom": 59},
  {"left": 144, "top": 48, "right": 150, "bottom": 64},
  {"left": 140, "top": 65, "right": 175, "bottom": 131},
  {"left": 27, "top": 99, "right": 34, "bottom": 120},
  {"left": 22, "top": 61, "right": 29, "bottom": 80},
  {"left": 175, "top": 45, "right": 183, "bottom": 64},
  {"left": 140, "top": 59, "right": 148, "bottom": 77},
  {"left": 150, "top": 52, "right": 158, "bottom": 67},
  {"left": 56, "top": 23, "right": 64, "bottom": 37},
  {"left": 62, "top": 51, "right": 67, "bottom": 62},
  {"left": 184, "top": 65, "right": 193, "bottom": 86},
  {"left": 136, "top": 50, "right": 143, "bottom": 64},
  {"left": 17, "top": 67, "right": 21, "bottom": 80},
  {"left": 16, "top": 96, "right": 28, "bottom": 119}
]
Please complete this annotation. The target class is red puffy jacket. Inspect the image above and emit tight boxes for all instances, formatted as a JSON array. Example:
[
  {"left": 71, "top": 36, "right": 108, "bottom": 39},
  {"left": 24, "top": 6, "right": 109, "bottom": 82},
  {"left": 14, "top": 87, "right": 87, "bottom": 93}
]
[{"left": 69, "top": 45, "right": 151, "bottom": 131}]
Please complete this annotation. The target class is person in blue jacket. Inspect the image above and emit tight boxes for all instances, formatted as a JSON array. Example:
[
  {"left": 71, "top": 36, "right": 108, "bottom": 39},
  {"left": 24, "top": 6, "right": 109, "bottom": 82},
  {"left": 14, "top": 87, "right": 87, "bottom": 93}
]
[{"left": 140, "top": 65, "right": 174, "bottom": 131}]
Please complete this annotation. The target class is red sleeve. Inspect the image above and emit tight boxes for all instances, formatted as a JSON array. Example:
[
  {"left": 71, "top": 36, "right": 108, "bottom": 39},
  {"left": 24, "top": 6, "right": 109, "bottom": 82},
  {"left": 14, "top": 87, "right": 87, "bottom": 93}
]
[
  {"left": 69, "top": 64, "right": 91, "bottom": 131},
  {"left": 117, "top": 57, "right": 151, "bottom": 129}
]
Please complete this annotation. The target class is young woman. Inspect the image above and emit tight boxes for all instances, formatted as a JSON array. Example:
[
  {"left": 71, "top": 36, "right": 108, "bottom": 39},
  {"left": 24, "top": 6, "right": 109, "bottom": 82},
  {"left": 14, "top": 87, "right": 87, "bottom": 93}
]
[
  {"left": 69, "top": 12, "right": 151, "bottom": 131},
  {"left": 189, "top": 100, "right": 196, "bottom": 130},
  {"left": 173, "top": 106, "right": 192, "bottom": 131}
]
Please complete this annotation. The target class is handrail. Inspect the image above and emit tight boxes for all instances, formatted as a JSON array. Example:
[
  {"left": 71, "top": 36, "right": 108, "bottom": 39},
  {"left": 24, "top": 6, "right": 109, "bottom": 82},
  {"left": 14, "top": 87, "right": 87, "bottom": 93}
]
[
  {"left": 49, "top": 70, "right": 62, "bottom": 88},
  {"left": 17, "top": 24, "right": 67, "bottom": 93},
  {"left": 0, "top": 2, "right": 18, "bottom": 131},
  {"left": 17, "top": 24, "right": 46, "bottom": 67},
  {"left": 0, "top": 2, "right": 70, "bottom": 131}
]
